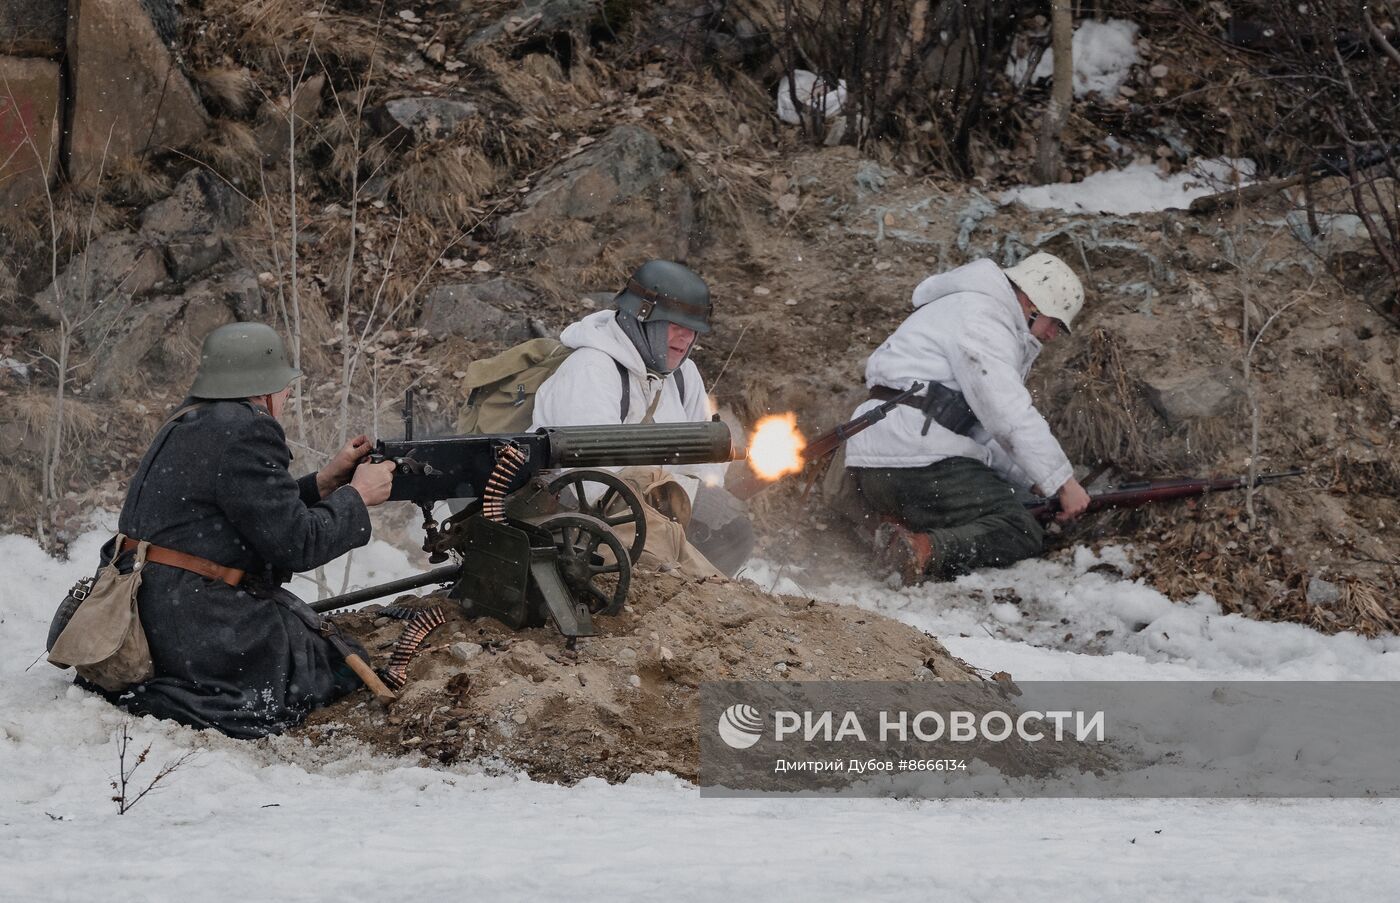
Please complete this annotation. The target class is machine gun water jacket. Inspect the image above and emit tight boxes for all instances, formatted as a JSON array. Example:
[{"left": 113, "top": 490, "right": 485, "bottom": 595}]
[
  {"left": 96, "top": 399, "right": 372, "bottom": 738},
  {"left": 844, "top": 258, "right": 1075, "bottom": 496}
]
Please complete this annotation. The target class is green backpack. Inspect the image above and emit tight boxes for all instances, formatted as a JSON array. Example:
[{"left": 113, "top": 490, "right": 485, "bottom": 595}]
[{"left": 454, "top": 338, "right": 683, "bottom": 434}]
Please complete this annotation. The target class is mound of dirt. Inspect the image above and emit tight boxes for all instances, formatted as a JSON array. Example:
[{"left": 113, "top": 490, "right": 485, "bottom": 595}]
[{"left": 301, "top": 571, "right": 986, "bottom": 783}]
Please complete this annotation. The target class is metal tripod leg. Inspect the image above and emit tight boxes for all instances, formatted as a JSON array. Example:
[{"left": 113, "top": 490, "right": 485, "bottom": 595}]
[{"left": 529, "top": 549, "right": 596, "bottom": 639}]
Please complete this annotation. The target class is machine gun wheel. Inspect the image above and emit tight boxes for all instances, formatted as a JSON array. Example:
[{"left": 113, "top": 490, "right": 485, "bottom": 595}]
[
  {"left": 537, "top": 513, "right": 631, "bottom": 616},
  {"left": 545, "top": 470, "right": 647, "bottom": 565}
]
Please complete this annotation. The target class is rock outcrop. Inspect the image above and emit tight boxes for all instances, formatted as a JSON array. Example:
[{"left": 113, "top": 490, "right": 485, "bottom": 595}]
[
  {"left": 139, "top": 168, "right": 246, "bottom": 281},
  {"left": 0, "top": 56, "right": 62, "bottom": 207},
  {"left": 499, "top": 125, "right": 696, "bottom": 265},
  {"left": 418, "top": 277, "right": 534, "bottom": 344},
  {"left": 0, "top": 0, "right": 67, "bottom": 57},
  {"left": 67, "top": 0, "right": 208, "bottom": 179}
]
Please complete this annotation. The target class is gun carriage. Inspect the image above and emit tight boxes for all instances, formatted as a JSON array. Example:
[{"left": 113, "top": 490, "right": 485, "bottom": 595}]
[{"left": 312, "top": 416, "right": 736, "bottom": 642}]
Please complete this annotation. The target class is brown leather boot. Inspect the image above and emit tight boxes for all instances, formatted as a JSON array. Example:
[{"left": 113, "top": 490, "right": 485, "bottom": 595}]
[{"left": 872, "top": 519, "right": 936, "bottom": 586}]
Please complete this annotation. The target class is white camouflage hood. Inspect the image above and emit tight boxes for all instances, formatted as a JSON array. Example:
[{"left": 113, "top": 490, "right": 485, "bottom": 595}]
[{"left": 558, "top": 309, "right": 651, "bottom": 378}]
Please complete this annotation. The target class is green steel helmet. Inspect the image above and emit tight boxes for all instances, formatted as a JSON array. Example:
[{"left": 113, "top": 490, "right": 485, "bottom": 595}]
[
  {"left": 614, "top": 260, "right": 713, "bottom": 335},
  {"left": 189, "top": 322, "right": 301, "bottom": 399}
]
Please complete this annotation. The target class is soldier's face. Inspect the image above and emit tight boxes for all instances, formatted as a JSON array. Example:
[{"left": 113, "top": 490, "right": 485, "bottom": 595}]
[
  {"left": 1029, "top": 313, "right": 1067, "bottom": 343},
  {"left": 666, "top": 323, "right": 696, "bottom": 370}
]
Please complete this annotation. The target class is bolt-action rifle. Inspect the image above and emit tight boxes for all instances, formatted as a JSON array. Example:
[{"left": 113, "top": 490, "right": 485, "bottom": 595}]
[
  {"left": 803, "top": 383, "right": 924, "bottom": 465},
  {"left": 1024, "top": 469, "right": 1306, "bottom": 522},
  {"left": 796, "top": 383, "right": 924, "bottom": 496}
]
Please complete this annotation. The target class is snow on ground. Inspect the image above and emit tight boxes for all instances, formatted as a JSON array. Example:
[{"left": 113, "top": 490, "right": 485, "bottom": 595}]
[
  {"left": 4, "top": 528, "right": 1399, "bottom": 901},
  {"left": 1008, "top": 19, "right": 1141, "bottom": 99},
  {"left": 742, "top": 546, "right": 1400, "bottom": 682},
  {"left": 1001, "top": 158, "right": 1255, "bottom": 215}
]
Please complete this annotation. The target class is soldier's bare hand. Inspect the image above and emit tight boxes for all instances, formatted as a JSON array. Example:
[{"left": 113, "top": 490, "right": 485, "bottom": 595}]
[
  {"left": 349, "top": 459, "right": 396, "bottom": 507},
  {"left": 1055, "top": 478, "right": 1090, "bottom": 523},
  {"left": 317, "top": 435, "right": 374, "bottom": 497}
]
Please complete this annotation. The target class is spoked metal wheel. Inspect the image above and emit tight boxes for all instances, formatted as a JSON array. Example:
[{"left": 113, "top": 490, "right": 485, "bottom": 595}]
[
  {"left": 545, "top": 469, "right": 647, "bottom": 565},
  {"left": 537, "top": 512, "right": 632, "bottom": 616}
]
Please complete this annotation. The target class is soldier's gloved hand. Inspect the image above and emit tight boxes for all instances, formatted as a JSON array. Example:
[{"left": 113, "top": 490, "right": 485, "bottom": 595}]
[
  {"left": 1055, "top": 477, "right": 1090, "bottom": 523},
  {"left": 317, "top": 435, "right": 374, "bottom": 497},
  {"left": 349, "top": 459, "right": 396, "bottom": 508}
]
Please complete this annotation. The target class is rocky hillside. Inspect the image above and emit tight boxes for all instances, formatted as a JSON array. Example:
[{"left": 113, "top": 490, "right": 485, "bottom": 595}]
[{"left": 1, "top": 0, "right": 1396, "bottom": 633}]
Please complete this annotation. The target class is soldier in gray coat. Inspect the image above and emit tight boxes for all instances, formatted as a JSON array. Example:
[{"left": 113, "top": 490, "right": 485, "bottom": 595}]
[{"left": 94, "top": 323, "right": 395, "bottom": 738}]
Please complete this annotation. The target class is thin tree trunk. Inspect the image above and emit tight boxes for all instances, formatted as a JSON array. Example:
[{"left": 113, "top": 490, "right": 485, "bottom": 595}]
[{"left": 1035, "top": 0, "right": 1073, "bottom": 185}]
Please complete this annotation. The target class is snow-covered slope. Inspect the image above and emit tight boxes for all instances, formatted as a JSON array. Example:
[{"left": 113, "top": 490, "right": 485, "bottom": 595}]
[{"left": 3, "top": 529, "right": 1398, "bottom": 901}]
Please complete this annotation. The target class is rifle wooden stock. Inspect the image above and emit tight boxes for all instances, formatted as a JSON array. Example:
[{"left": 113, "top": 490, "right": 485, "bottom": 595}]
[
  {"left": 802, "top": 382, "right": 924, "bottom": 465},
  {"left": 750, "top": 383, "right": 925, "bottom": 499},
  {"left": 1025, "top": 469, "right": 1305, "bottom": 522}
]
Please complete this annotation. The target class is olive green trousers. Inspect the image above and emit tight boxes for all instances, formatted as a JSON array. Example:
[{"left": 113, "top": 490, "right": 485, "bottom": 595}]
[{"left": 852, "top": 457, "right": 1044, "bottom": 579}]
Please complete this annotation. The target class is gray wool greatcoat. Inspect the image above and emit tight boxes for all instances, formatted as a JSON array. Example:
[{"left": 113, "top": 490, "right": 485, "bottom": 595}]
[{"left": 94, "top": 398, "right": 372, "bottom": 738}]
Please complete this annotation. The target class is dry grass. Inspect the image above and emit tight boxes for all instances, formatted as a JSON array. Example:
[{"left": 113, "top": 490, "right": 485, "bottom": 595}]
[
  {"left": 2, "top": 392, "right": 105, "bottom": 443},
  {"left": 1334, "top": 453, "right": 1400, "bottom": 498},
  {"left": 1039, "top": 326, "right": 1235, "bottom": 475},
  {"left": 1040, "top": 327, "right": 1161, "bottom": 472},
  {"left": 193, "top": 66, "right": 260, "bottom": 117},
  {"left": 1321, "top": 580, "right": 1400, "bottom": 637},
  {"left": 0, "top": 199, "right": 42, "bottom": 253},
  {"left": 159, "top": 329, "right": 201, "bottom": 371},
  {"left": 199, "top": 0, "right": 382, "bottom": 75},
  {"left": 316, "top": 97, "right": 396, "bottom": 195},
  {"left": 388, "top": 143, "right": 498, "bottom": 225},
  {"left": 651, "top": 72, "right": 775, "bottom": 231},
  {"left": 478, "top": 47, "right": 601, "bottom": 119},
  {"left": 191, "top": 119, "right": 264, "bottom": 186},
  {"left": 33, "top": 183, "right": 125, "bottom": 256},
  {"left": 0, "top": 178, "right": 125, "bottom": 286},
  {"left": 1316, "top": 345, "right": 1393, "bottom": 422},
  {"left": 0, "top": 465, "right": 38, "bottom": 520},
  {"left": 105, "top": 156, "right": 173, "bottom": 207}
]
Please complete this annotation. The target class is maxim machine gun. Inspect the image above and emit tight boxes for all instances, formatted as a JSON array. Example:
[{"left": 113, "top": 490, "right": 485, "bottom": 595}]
[{"left": 311, "top": 396, "right": 736, "bottom": 641}]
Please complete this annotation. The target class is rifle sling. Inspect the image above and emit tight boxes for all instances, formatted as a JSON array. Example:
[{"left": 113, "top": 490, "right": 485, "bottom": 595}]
[{"left": 869, "top": 383, "right": 980, "bottom": 437}]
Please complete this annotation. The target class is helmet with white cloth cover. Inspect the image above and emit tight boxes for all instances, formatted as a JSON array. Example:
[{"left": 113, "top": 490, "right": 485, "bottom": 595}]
[{"left": 1003, "top": 252, "right": 1084, "bottom": 331}]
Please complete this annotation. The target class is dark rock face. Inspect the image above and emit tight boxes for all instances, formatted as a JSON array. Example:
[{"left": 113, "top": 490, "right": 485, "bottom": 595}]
[
  {"left": 139, "top": 0, "right": 179, "bottom": 45},
  {"left": 498, "top": 125, "right": 696, "bottom": 266},
  {"left": 418, "top": 278, "right": 535, "bottom": 345},
  {"left": 0, "top": 0, "right": 68, "bottom": 56},
  {"left": 140, "top": 169, "right": 246, "bottom": 281},
  {"left": 0, "top": 57, "right": 62, "bottom": 208},
  {"left": 31, "top": 232, "right": 170, "bottom": 335},
  {"left": 1142, "top": 369, "right": 1245, "bottom": 426},
  {"left": 67, "top": 0, "right": 208, "bottom": 180},
  {"left": 367, "top": 97, "right": 479, "bottom": 147},
  {"left": 88, "top": 296, "right": 186, "bottom": 395}
]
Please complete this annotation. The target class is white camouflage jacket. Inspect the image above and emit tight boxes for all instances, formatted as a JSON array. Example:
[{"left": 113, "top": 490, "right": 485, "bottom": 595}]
[
  {"left": 844, "top": 258, "right": 1074, "bottom": 494},
  {"left": 531, "top": 309, "right": 724, "bottom": 500}
]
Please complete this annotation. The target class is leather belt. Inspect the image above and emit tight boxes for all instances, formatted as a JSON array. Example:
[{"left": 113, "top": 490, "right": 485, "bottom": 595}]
[{"left": 121, "top": 538, "right": 245, "bottom": 587}]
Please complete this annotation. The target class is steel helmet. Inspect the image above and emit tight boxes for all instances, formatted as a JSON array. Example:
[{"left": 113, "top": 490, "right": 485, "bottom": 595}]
[
  {"left": 1003, "top": 252, "right": 1084, "bottom": 331},
  {"left": 189, "top": 322, "right": 301, "bottom": 399},
  {"left": 614, "top": 260, "right": 712, "bottom": 375},
  {"left": 615, "top": 260, "right": 713, "bottom": 335}
]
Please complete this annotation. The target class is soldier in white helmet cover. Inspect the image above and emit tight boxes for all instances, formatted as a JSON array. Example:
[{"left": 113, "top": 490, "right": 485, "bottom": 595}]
[{"left": 843, "top": 253, "right": 1092, "bottom": 584}]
